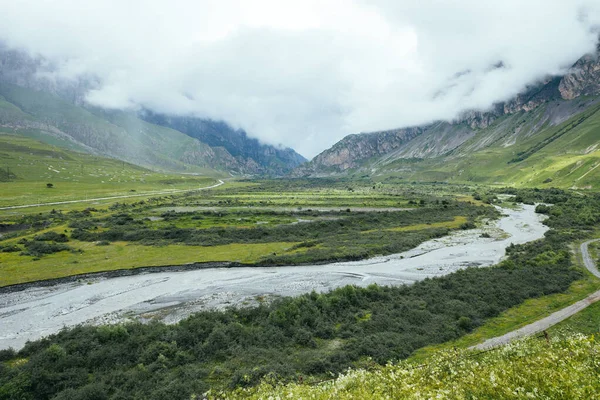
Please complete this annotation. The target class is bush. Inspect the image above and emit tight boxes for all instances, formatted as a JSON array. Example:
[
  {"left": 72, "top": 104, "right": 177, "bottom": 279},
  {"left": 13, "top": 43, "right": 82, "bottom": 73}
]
[
  {"left": 0, "top": 244, "right": 21, "bottom": 252},
  {"left": 21, "top": 240, "right": 72, "bottom": 257},
  {"left": 460, "top": 222, "right": 476, "bottom": 230},
  {"left": 34, "top": 231, "right": 69, "bottom": 242},
  {"left": 535, "top": 204, "right": 551, "bottom": 214}
]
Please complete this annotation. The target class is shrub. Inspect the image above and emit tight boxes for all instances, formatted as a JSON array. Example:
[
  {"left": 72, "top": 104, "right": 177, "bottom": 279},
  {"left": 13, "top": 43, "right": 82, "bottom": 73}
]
[
  {"left": 535, "top": 204, "right": 551, "bottom": 214},
  {"left": 34, "top": 231, "right": 69, "bottom": 242},
  {"left": 0, "top": 244, "right": 21, "bottom": 252},
  {"left": 21, "top": 240, "right": 72, "bottom": 257},
  {"left": 460, "top": 222, "right": 476, "bottom": 230}
]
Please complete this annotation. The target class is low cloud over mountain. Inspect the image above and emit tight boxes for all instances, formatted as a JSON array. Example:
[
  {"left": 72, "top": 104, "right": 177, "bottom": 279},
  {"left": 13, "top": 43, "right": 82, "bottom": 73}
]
[{"left": 1, "top": 0, "right": 599, "bottom": 157}]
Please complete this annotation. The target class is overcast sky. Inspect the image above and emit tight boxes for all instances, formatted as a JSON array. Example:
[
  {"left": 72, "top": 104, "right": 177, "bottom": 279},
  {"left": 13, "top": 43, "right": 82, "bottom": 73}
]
[{"left": 1, "top": 0, "right": 599, "bottom": 158}]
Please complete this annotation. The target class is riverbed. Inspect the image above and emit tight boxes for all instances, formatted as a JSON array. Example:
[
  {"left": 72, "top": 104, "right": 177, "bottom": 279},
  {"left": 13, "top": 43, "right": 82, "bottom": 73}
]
[{"left": 0, "top": 204, "right": 548, "bottom": 350}]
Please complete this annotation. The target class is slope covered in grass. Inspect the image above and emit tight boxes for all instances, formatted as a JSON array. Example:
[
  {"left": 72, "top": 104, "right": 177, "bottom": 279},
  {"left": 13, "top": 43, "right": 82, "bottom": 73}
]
[
  {"left": 373, "top": 100, "right": 600, "bottom": 188},
  {"left": 225, "top": 333, "right": 599, "bottom": 399},
  {"left": 0, "top": 134, "right": 218, "bottom": 207},
  {"left": 0, "top": 83, "right": 231, "bottom": 173}
]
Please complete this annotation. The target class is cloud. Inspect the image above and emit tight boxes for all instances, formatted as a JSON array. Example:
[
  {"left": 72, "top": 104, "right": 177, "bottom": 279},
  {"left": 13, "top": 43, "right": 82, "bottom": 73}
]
[{"left": 0, "top": 0, "right": 599, "bottom": 158}]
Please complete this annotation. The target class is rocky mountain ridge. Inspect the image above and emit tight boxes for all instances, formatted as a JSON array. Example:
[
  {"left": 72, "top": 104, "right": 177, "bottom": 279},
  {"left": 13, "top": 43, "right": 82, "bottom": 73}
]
[{"left": 295, "top": 41, "right": 600, "bottom": 177}]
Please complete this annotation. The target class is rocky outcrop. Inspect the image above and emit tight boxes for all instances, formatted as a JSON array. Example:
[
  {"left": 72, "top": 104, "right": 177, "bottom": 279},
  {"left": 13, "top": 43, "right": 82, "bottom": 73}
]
[
  {"left": 455, "top": 76, "right": 563, "bottom": 130},
  {"left": 458, "top": 104, "right": 504, "bottom": 129},
  {"left": 559, "top": 42, "right": 600, "bottom": 100},
  {"left": 293, "top": 127, "right": 423, "bottom": 176}
]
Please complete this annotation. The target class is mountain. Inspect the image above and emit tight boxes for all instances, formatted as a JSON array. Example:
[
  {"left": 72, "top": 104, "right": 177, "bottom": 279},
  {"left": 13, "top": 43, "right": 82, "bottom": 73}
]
[
  {"left": 295, "top": 41, "right": 600, "bottom": 188},
  {"left": 140, "top": 112, "right": 306, "bottom": 176},
  {"left": 0, "top": 45, "right": 305, "bottom": 176}
]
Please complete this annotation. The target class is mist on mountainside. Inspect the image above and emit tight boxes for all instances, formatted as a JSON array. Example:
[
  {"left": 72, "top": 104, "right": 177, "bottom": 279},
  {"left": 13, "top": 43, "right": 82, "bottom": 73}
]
[{"left": 1, "top": 0, "right": 599, "bottom": 158}]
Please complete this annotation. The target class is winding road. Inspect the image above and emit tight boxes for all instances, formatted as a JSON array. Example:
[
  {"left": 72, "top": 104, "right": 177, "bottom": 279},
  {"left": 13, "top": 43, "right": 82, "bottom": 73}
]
[
  {"left": 0, "top": 179, "right": 224, "bottom": 210},
  {"left": 473, "top": 239, "right": 600, "bottom": 350}
]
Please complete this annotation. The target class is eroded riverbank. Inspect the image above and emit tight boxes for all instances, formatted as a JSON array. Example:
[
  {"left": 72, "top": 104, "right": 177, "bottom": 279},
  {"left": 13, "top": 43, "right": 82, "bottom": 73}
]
[{"left": 0, "top": 204, "right": 548, "bottom": 350}]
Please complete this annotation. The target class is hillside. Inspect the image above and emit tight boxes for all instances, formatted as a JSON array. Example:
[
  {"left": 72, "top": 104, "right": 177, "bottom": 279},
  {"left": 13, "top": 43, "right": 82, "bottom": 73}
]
[
  {"left": 295, "top": 42, "right": 600, "bottom": 188},
  {"left": 140, "top": 112, "right": 306, "bottom": 176},
  {"left": 0, "top": 83, "right": 233, "bottom": 174},
  {"left": 0, "top": 46, "right": 305, "bottom": 176},
  {"left": 0, "top": 134, "right": 218, "bottom": 208},
  {"left": 226, "top": 333, "right": 599, "bottom": 399}
]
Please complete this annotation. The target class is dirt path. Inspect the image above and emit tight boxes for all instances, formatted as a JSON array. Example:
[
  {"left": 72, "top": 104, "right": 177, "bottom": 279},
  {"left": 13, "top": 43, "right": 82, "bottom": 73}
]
[
  {"left": 473, "top": 239, "right": 600, "bottom": 350},
  {"left": 0, "top": 179, "right": 224, "bottom": 210}
]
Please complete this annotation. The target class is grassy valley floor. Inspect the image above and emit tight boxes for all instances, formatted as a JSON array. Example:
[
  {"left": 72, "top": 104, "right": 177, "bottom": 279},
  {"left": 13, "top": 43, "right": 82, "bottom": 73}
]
[{"left": 1, "top": 184, "right": 599, "bottom": 398}]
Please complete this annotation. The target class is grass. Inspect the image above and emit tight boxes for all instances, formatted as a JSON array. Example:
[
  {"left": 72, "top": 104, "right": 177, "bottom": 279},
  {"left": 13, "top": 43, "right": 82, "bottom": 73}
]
[
  {"left": 360, "top": 215, "right": 467, "bottom": 234},
  {"left": 0, "top": 180, "right": 491, "bottom": 287},
  {"left": 147, "top": 213, "right": 301, "bottom": 229},
  {"left": 224, "top": 333, "right": 600, "bottom": 399},
  {"left": 383, "top": 215, "right": 467, "bottom": 232},
  {"left": 0, "top": 237, "right": 302, "bottom": 287},
  {"left": 548, "top": 300, "right": 600, "bottom": 335},
  {"left": 207, "top": 191, "right": 414, "bottom": 209},
  {"left": 0, "top": 134, "right": 220, "bottom": 210}
]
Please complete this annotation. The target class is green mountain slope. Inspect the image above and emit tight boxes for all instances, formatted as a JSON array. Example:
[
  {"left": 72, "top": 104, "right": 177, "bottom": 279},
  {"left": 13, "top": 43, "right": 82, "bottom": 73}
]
[
  {"left": 0, "top": 83, "right": 235, "bottom": 175},
  {"left": 0, "top": 81, "right": 305, "bottom": 176},
  {"left": 296, "top": 42, "right": 600, "bottom": 188},
  {"left": 0, "top": 45, "right": 307, "bottom": 176},
  {"left": 296, "top": 97, "right": 600, "bottom": 189},
  {"left": 381, "top": 99, "right": 600, "bottom": 188}
]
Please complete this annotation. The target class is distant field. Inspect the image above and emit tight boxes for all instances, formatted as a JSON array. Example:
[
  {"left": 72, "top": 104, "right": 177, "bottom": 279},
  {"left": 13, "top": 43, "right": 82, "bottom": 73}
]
[
  {"left": 0, "top": 134, "right": 218, "bottom": 209},
  {"left": 0, "top": 236, "right": 300, "bottom": 287},
  {"left": 0, "top": 179, "right": 496, "bottom": 287}
]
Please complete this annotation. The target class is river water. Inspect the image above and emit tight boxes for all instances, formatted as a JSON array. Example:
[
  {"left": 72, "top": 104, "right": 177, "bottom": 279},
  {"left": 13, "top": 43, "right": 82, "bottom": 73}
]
[{"left": 0, "top": 204, "right": 548, "bottom": 350}]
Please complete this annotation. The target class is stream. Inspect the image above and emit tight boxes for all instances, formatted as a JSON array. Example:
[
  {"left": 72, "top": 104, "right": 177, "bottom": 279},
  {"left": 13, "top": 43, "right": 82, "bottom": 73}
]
[{"left": 0, "top": 204, "right": 548, "bottom": 350}]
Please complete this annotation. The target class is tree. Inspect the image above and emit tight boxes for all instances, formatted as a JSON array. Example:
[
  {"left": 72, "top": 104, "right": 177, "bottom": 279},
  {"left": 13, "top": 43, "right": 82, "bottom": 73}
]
[{"left": 46, "top": 183, "right": 54, "bottom": 188}]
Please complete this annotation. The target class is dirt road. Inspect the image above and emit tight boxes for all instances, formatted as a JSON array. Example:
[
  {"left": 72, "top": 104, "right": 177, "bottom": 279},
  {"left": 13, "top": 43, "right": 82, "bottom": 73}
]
[
  {"left": 473, "top": 239, "right": 600, "bottom": 350},
  {"left": 0, "top": 179, "right": 224, "bottom": 210}
]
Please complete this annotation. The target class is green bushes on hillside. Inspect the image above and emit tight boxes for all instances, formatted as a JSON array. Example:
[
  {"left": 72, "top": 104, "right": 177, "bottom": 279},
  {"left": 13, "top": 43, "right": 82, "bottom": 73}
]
[{"left": 225, "top": 333, "right": 600, "bottom": 399}]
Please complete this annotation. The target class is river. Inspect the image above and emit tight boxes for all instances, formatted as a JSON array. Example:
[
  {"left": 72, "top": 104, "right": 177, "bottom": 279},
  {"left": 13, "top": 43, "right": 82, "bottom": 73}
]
[{"left": 0, "top": 204, "right": 548, "bottom": 350}]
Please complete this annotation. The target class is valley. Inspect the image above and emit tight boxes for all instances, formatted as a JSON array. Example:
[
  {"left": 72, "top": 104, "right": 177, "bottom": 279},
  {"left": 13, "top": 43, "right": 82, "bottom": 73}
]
[
  {"left": 2, "top": 173, "right": 600, "bottom": 397},
  {"left": 0, "top": 179, "right": 496, "bottom": 287},
  {"left": 1, "top": 13, "right": 600, "bottom": 399}
]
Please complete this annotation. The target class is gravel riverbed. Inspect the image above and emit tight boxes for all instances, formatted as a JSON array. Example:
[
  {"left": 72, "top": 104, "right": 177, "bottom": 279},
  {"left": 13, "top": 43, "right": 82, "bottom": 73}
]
[{"left": 0, "top": 204, "right": 548, "bottom": 350}]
